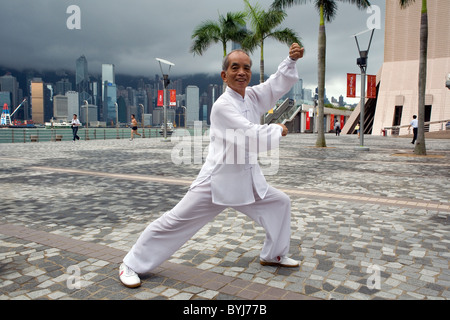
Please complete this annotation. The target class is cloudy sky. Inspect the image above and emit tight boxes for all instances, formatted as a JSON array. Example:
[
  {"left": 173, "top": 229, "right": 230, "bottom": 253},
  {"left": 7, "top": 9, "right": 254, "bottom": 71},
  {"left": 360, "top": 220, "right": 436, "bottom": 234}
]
[{"left": 0, "top": 0, "right": 385, "bottom": 102}]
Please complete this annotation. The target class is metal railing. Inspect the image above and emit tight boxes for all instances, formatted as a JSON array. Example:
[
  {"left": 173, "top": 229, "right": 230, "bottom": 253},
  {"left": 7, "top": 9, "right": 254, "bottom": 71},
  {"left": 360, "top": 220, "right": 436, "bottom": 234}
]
[
  {"left": 265, "top": 98, "right": 295, "bottom": 124},
  {"left": 383, "top": 119, "right": 450, "bottom": 136},
  {"left": 0, "top": 127, "right": 165, "bottom": 144}
]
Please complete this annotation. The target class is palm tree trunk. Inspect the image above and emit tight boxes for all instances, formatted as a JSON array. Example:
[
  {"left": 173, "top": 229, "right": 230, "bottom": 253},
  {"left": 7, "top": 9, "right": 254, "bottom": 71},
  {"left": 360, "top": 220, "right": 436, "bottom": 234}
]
[
  {"left": 260, "top": 40, "right": 265, "bottom": 84},
  {"left": 260, "top": 40, "right": 265, "bottom": 124},
  {"left": 223, "top": 42, "right": 228, "bottom": 93},
  {"left": 414, "top": 0, "right": 427, "bottom": 155},
  {"left": 316, "top": 6, "right": 326, "bottom": 148}
]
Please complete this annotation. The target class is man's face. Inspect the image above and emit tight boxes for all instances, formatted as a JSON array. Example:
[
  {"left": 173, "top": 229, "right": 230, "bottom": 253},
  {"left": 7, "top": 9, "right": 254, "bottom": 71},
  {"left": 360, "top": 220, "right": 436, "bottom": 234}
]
[{"left": 221, "top": 51, "right": 252, "bottom": 98}]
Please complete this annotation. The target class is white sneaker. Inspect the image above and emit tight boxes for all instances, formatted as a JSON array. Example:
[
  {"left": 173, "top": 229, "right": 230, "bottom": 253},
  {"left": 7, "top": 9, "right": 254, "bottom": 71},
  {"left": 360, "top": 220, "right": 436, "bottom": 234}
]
[
  {"left": 119, "top": 263, "right": 141, "bottom": 288},
  {"left": 260, "top": 256, "right": 299, "bottom": 268}
]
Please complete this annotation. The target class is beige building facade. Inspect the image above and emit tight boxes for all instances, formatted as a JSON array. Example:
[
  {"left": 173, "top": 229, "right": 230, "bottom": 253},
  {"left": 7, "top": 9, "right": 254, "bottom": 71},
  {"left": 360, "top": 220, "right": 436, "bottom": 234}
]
[
  {"left": 373, "top": 0, "right": 450, "bottom": 135},
  {"left": 31, "top": 79, "right": 44, "bottom": 124}
]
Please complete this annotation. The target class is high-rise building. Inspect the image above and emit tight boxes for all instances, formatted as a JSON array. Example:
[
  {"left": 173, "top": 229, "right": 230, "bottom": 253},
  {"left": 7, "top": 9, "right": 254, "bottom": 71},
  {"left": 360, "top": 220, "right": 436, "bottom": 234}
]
[
  {"left": 53, "top": 95, "right": 68, "bottom": 120},
  {"left": 54, "top": 78, "right": 72, "bottom": 95},
  {"left": 31, "top": 78, "right": 44, "bottom": 124},
  {"left": 76, "top": 55, "right": 91, "bottom": 106},
  {"left": 288, "top": 79, "right": 303, "bottom": 102},
  {"left": 102, "top": 64, "right": 115, "bottom": 85},
  {"left": 0, "top": 73, "right": 19, "bottom": 110},
  {"left": 103, "top": 82, "right": 117, "bottom": 125},
  {"left": 0, "top": 92, "right": 11, "bottom": 108},
  {"left": 186, "top": 85, "right": 199, "bottom": 126},
  {"left": 303, "top": 89, "right": 313, "bottom": 103},
  {"left": 102, "top": 64, "right": 116, "bottom": 123},
  {"left": 66, "top": 91, "right": 79, "bottom": 119}
]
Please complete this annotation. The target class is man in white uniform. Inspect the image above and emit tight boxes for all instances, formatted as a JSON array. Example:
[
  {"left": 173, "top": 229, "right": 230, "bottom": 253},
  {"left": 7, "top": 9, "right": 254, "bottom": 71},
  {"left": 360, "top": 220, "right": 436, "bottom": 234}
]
[{"left": 119, "top": 43, "right": 305, "bottom": 288}]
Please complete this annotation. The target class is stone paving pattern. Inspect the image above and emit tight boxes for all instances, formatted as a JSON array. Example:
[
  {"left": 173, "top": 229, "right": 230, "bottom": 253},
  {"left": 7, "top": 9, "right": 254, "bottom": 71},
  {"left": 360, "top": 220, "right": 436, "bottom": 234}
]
[{"left": 0, "top": 133, "right": 449, "bottom": 300}]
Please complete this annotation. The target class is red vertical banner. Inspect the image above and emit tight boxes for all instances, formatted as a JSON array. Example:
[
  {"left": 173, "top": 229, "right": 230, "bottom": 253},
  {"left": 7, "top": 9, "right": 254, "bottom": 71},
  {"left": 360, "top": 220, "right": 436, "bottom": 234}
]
[
  {"left": 330, "top": 114, "right": 334, "bottom": 130},
  {"left": 157, "top": 90, "right": 163, "bottom": 106},
  {"left": 169, "top": 90, "right": 176, "bottom": 106},
  {"left": 367, "top": 75, "right": 377, "bottom": 99},
  {"left": 340, "top": 115, "right": 345, "bottom": 130},
  {"left": 347, "top": 73, "right": 356, "bottom": 98},
  {"left": 306, "top": 111, "right": 310, "bottom": 130}
]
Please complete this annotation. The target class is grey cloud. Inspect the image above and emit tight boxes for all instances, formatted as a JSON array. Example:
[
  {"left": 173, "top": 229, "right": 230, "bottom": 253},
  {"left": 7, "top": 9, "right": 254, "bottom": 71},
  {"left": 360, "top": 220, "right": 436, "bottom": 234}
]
[{"left": 1, "top": 0, "right": 385, "bottom": 100}]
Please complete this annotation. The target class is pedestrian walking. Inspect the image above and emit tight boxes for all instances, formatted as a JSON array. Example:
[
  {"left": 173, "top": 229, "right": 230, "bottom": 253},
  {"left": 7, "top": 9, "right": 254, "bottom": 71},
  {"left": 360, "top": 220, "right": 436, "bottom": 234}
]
[
  {"left": 119, "top": 43, "right": 305, "bottom": 288},
  {"left": 409, "top": 115, "right": 418, "bottom": 144},
  {"left": 335, "top": 120, "right": 341, "bottom": 136},
  {"left": 71, "top": 114, "right": 81, "bottom": 142}
]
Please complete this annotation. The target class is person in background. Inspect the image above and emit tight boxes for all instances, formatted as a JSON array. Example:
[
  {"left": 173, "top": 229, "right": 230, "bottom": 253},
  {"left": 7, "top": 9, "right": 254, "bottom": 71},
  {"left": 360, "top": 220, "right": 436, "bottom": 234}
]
[
  {"left": 335, "top": 120, "right": 341, "bottom": 136},
  {"left": 71, "top": 114, "right": 81, "bottom": 142},
  {"left": 409, "top": 115, "right": 418, "bottom": 144},
  {"left": 130, "top": 114, "right": 141, "bottom": 141}
]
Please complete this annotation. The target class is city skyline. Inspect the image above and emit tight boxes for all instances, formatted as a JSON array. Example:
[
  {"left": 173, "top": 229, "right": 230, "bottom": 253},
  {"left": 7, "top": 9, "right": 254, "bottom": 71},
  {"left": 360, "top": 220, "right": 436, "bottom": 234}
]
[{"left": 0, "top": 53, "right": 355, "bottom": 128}]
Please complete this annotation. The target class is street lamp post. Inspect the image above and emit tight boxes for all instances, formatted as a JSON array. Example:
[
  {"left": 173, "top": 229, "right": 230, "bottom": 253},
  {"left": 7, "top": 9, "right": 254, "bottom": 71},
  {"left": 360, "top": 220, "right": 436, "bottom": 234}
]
[
  {"left": 182, "top": 106, "right": 187, "bottom": 128},
  {"left": 115, "top": 102, "right": 119, "bottom": 139},
  {"left": 83, "top": 100, "right": 89, "bottom": 140},
  {"left": 156, "top": 58, "right": 175, "bottom": 140},
  {"left": 139, "top": 104, "right": 145, "bottom": 138},
  {"left": 353, "top": 28, "right": 374, "bottom": 151}
]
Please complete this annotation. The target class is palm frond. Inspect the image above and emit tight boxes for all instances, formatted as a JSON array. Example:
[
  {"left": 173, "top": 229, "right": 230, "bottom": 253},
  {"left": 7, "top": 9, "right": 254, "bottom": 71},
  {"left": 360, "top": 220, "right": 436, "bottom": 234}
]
[
  {"left": 399, "top": 0, "right": 416, "bottom": 9},
  {"left": 271, "top": 0, "right": 309, "bottom": 10},
  {"left": 268, "top": 29, "right": 303, "bottom": 47}
]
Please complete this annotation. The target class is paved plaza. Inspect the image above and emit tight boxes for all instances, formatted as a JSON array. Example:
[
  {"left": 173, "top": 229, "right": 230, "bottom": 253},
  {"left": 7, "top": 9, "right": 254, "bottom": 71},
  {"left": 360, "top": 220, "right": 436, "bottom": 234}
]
[{"left": 0, "top": 132, "right": 449, "bottom": 301}]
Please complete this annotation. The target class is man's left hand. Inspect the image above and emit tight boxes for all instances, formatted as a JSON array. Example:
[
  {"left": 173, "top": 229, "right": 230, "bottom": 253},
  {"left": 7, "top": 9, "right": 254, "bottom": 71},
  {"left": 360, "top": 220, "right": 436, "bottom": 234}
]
[{"left": 289, "top": 43, "right": 304, "bottom": 61}]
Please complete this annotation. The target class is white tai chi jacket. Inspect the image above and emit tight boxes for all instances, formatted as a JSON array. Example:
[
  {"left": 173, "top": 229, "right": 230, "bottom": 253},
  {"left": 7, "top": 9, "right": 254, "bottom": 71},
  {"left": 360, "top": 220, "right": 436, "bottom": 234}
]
[{"left": 190, "top": 56, "right": 299, "bottom": 206}]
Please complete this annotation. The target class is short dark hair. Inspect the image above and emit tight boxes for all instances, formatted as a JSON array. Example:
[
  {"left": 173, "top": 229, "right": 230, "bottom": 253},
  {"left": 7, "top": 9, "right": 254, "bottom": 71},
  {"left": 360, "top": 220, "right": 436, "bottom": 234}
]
[
  {"left": 131, "top": 114, "right": 135, "bottom": 118},
  {"left": 222, "top": 49, "right": 252, "bottom": 71},
  {"left": 413, "top": 115, "right": 417, "bottom": 119}
]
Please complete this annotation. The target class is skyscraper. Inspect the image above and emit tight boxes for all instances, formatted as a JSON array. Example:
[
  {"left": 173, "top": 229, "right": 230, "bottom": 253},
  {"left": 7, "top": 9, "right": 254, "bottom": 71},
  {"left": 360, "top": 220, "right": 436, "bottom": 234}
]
[
  {"left": 186, "top": 85, "right": 199, "bottom": 126},
  {"left": 0, "top": 73, "right": 19, "bottom": 110},
  {"left": 66, "top": 91, "right": 79, "bottom": 119},
  {"left": 53, "top": 95, "right": 68, "bottom": 120},
  {"left": 103, "top": 81, "right": 117, "bottom": 125},
  {"left": 31, "top": 78, "right": 44, "bottom": 124},
  {"left": 55, "top": 78, "right": 72, "bottom": 95},
  {"left": 76, "top": 55, "right": 91, "bottom": 106},
  {"left": 102, "top": 64, "right": 116, "bottom": 123}
]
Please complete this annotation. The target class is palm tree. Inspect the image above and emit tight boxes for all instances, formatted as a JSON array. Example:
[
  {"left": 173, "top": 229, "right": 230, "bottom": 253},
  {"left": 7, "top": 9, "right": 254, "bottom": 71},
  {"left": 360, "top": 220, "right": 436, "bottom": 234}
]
[
  {"left": 190, "top": 11, "right": 249, "bottom": 59},
  {"left": 399, "top": 0, "right": 427, "bottom": 155},
  {"left": 243, "top": 0, "right": 302, "bottom": 84},
  {"left": 272, "top": 0, "right": 370, "bottom": 147}
]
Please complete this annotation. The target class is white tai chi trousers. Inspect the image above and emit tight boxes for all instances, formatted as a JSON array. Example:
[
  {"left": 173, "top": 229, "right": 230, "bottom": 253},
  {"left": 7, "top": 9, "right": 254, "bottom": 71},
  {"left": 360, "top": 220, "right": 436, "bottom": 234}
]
[{"left": 123, "top": 179, "right": 292, "bottom": 274}]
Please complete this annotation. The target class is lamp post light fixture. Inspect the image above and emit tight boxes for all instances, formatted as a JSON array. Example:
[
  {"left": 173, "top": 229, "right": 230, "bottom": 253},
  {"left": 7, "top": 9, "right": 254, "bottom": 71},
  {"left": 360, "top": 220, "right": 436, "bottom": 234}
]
[
  {"left": 353, "top": 28, "right": 375, "bottom": 151},
  {"left": 156, "top": 58, "right": 175, "bottom": 140}
]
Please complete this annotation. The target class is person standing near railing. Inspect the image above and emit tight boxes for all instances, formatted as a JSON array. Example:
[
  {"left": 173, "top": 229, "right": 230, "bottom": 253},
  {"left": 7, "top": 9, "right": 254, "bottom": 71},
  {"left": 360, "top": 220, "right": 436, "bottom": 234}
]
[{"left": 71, "top": 114, "right": 81, "bottom": 142}]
